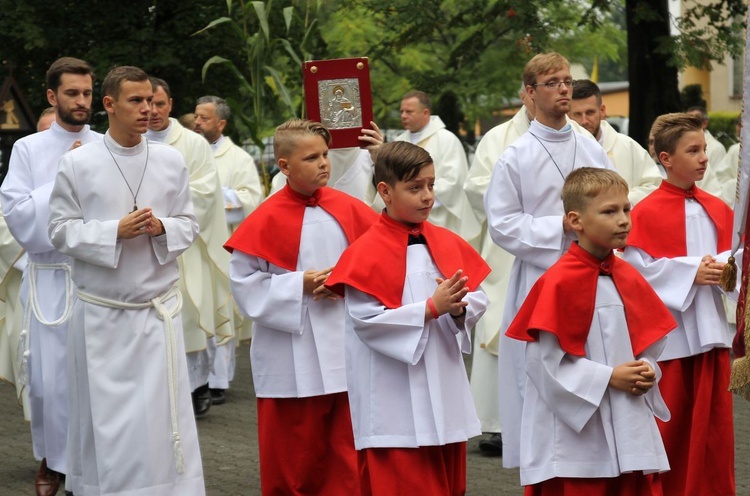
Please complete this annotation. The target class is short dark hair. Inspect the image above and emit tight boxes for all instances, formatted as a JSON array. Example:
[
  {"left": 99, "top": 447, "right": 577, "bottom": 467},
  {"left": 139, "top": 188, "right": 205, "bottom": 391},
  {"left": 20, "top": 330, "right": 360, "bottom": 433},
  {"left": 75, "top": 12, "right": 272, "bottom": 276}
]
[
  {"left": 374, "top": 141, "right": 433, "bottom": 186},
  {"left": 149, "top": 77, "right": 171, "bottom": 99},
  {"left": 197, "top": 95, "right": 231, "bottom": 121},
  {"left": 650, "top": 112, "right": 704, "bottom": 156},
  {"left": 102, "top": 66, "right": 149, "bottom": 101},
  {"left": 46, "top": 57, "right": 95, "bottom": 92},
  {"left": 402, "top": 90, "right": 431, "bottom": 111},
  {"left": 572, "top": 79, "right": 601, "bottom": 105}
]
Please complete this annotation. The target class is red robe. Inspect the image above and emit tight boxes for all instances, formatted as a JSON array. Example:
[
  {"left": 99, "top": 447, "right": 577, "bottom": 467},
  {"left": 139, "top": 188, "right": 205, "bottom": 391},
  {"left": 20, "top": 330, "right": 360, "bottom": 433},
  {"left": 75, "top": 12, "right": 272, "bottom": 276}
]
[
  {"left": 625, "top": 180, "right": 735, "bottom": 496},
  {"left": 326, "top": 211, "right": 491, "bottom": 308},
  {"left": 506, "top": 242, "right": 675, "bottom": 356}
]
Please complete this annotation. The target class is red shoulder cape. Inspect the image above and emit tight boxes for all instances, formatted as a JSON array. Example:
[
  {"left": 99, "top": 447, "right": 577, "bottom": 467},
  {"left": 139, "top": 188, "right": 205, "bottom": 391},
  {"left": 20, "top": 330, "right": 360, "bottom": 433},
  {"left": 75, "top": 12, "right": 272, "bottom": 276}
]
[
  {"left": 506, "top": 242, "right": 676, "bottom": 357},
  {"left": 224, "top": 184, "right": 379, "bottom": 271},
  {"left": 325, "top": 212, "right": 491, "bottom": 309},
  {"left": 627, "top": 180, "right": 733, "bottom": 258}
]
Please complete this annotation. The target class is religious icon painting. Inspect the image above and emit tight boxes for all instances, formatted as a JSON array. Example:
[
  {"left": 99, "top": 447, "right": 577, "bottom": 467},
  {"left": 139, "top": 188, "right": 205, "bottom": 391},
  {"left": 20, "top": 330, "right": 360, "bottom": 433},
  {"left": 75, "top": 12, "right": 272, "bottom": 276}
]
[{"left": 303, "top": 57, "right": 373, "bottom": 149}]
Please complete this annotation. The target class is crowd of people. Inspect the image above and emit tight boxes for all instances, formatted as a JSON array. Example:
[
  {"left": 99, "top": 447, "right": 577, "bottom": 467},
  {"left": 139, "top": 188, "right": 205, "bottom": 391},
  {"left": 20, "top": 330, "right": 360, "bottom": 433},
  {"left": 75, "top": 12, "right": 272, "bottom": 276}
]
[{"left": 0, "top": 50, "right": 744, "bottom": 496}]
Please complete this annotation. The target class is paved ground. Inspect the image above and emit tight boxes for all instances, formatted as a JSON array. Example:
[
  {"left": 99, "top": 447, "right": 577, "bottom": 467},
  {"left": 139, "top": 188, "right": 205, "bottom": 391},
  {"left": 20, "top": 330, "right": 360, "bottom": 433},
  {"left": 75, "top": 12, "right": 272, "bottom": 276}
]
[{"left": 1, "top": 341, "right": 749, "bottom": 495}]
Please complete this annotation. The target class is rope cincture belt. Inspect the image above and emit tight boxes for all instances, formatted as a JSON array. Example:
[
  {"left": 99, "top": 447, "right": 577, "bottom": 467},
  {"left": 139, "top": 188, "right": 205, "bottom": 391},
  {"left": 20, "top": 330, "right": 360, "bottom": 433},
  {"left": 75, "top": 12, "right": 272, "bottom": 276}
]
[
  {"left": 76, "top": 285, "right": 186, "bottom": 474},
  {"left": 17, "top": 262, "right": 75, "bottom": 386}
]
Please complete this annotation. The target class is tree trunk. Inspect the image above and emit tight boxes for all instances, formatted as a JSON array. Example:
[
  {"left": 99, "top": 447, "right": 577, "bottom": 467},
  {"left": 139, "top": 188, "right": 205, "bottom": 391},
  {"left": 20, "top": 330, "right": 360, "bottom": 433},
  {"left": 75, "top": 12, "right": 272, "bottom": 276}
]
[{"left": 626, "top": 0, "right": 682, "bottom": 147}]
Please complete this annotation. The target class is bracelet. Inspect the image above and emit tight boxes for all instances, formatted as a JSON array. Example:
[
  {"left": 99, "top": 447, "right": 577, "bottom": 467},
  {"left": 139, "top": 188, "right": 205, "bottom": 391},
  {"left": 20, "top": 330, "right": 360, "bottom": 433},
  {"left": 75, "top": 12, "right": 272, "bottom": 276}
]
[
  {"left": 450, "top": 307, "right": 467, "bottom": 320},
  {"left": 426, "top": 297, "right": 439, "bottom": 319}
]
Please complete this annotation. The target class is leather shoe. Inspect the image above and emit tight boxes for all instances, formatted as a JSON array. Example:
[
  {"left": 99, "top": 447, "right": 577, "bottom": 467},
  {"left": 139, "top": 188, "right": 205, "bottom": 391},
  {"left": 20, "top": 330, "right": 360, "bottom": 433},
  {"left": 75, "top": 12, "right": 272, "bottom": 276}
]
[
  {"left": 209, "top": 388, "right": 226, "bottom": 405},
  {"left": 192, "top": 383, "right": 212, "bottom": 419},
  {"left": 35, "top": 458, "right": 60, "bottom": 496},
  {"left": 478, "top": 433, "right": 503, "bottom": 457}
]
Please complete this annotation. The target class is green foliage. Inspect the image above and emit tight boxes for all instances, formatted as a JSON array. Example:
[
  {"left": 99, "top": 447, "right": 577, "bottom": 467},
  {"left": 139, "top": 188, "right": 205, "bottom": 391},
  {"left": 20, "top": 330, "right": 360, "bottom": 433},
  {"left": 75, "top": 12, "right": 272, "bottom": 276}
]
[
  {"left": 681, "top": 84, "right": 707, "bottom": 110},
  {"left": 321, "top": 0, "right": 627, "bottom": 129},
  {"left": 668, "top": 0, "right": 746, "bottom": 70},
  {"left": 709, "top": 111, "right": 741, "bottom": 148},
  {"left": 196, "top": 0, "right": 326, "bottom": 192},
  {"left": 0, "top": 0, "right": 241, "bottom": 130}
]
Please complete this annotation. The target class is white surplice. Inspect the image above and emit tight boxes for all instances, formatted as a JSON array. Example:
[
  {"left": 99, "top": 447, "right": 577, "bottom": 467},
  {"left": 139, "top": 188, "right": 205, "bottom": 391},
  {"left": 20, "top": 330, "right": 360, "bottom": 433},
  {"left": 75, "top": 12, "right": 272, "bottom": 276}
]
[
  {"left": 465, "top": 112, "right": 593, "bottom": 433},
  {"left": 397, "top": 116, "right": 481, "bottom": 245},
  {"left": 519, "top": 278, "right": 670, "bottom": 486},
  {"left": 229, "top": 207, "right": 350, "bottom": 398},
  {"left": 484, "top": 119, "right": 614, "bottom": 468},
  {"left": 343, "top": 244, "right": 486, "bottom": 449},
  {"left": 146, "top": 119, "right": 233, "bottom": 392},
  {"left": 622, "top": 200, "right": 738, "bottom": 361},
  {"left": 48, "top": 134, "right": 204, "bottom": 496},
  {"left": 0, "top": 121, "right": 102, "bottom": 473}
]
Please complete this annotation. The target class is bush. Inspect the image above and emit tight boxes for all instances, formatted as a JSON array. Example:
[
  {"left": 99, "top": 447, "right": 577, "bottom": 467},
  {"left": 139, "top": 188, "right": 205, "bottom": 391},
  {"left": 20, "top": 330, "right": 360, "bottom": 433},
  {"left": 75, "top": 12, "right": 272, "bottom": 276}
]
[{"left": 708, "top": 111, "right": 741, "bottom": 149}]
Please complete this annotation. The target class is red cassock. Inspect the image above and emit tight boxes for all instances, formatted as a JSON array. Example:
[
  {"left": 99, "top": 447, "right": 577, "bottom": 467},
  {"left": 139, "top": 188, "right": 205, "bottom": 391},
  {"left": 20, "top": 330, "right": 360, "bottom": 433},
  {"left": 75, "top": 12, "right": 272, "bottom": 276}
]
[{"left": 626, "top": 181, "right": 735, "bottom": 496}]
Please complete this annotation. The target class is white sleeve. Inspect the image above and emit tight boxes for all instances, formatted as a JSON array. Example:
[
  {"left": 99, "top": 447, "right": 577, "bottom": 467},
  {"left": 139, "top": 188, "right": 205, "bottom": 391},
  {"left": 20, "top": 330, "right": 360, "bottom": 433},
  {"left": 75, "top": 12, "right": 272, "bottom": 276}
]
[
  {"left": 47, "top": 154, "right": 121, "bottom": 268},
  {"left": 0, "top": 142, "right": 57, "bottom": 254},
  {"left": 485, "top": 150, "right": 566, "bottom": 270},
  {"left": 525, "top": 331, "right": 612, "bottom": 433},
  {"left": 345, "top": 286, "right": 430, "bottom": 365},
  {"left": 637, "top": 337, "right": 671, "bottom": 422},
  {"left": 229, "top": 250, "right": 306, "bottom": 334},
  {"left": 621, "top": 246, "right": 699, "bottom": 312}
]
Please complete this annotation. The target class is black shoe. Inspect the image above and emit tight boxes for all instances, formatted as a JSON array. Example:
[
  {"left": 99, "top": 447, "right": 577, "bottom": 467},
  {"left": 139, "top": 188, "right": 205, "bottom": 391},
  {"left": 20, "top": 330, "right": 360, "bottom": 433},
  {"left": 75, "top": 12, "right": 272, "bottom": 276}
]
[
  {"left": 209, "top": 388, "right": 226, "bottom": 405},
  {"left": 478, "top": 433, "right": 503, "bottom": 456},
  {"left": 192, "top": 384, "right": 212, "bottom": 419}
]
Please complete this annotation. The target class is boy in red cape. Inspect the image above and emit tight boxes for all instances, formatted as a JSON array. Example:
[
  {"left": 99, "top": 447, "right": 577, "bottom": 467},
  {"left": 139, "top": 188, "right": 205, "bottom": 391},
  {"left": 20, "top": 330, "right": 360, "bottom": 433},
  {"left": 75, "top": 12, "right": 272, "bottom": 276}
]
[
  {"left": 507, "top": 168, "right": 676, "bottom": 495},
  {"left": 224, "top": 119, "right": 378, "bottom": 495},
  {"left": 622, "top": 113, "right": 740, "bottom": 496},
  {"left": 326, "top": 141, "right": 490, "bottom": 495}
]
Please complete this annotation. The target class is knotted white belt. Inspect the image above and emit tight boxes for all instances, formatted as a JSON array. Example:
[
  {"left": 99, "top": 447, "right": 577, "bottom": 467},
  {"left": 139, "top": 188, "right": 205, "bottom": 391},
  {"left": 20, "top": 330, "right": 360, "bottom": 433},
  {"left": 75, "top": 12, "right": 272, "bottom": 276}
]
[
  {"left": 76, "top": 285, "right": 186, "bottom": 474},
  {"left": 17, "top": 262, "right": 75, "bottom": 386}
]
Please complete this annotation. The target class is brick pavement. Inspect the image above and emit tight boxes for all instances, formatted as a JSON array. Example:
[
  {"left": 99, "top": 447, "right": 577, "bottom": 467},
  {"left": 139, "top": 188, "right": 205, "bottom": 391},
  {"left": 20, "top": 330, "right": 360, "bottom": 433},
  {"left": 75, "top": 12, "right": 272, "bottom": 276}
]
[{"left": 1, "top": 341, "right": 749, "bottom": 495}]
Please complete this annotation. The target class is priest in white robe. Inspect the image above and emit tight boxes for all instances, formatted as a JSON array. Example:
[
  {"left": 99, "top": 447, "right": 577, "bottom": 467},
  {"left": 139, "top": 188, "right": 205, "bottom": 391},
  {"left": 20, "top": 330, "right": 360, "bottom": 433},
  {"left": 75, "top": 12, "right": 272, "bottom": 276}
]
[
  {"left": 146, "top": 79, "right": 233, "bottom": 417},
  {"left": 0, "top": 57, "right": 102, "bottom": 493},
  {"left": 484, "top": 52, "right": 615, "bottom": 468},
  {"left": 48, "top": 66, "right": 204, "bottom": 496}
]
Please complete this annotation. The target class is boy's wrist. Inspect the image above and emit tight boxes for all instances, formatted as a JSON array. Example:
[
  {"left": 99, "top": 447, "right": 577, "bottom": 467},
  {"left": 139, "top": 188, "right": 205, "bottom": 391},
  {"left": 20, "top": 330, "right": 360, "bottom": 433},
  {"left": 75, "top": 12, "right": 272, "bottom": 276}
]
[{"left": 450, "top": 307, "right": 467, "bottom": 319}]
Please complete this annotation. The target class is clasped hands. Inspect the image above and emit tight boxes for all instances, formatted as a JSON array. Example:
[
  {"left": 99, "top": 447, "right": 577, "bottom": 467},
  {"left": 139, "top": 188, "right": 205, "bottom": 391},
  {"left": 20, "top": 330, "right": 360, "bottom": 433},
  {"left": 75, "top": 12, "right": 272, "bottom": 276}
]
[
  {"left": 610, "top": 360, "right": 656, "bottom": 396},
  {"left": 428, "top": 269, "right": 469, "bottom": 320},
  {"left": 305, "top": 266, "right": 338, "bottom": 301},
  {"left": 117, "top": 208, "right": 164, "bottom": 239}
]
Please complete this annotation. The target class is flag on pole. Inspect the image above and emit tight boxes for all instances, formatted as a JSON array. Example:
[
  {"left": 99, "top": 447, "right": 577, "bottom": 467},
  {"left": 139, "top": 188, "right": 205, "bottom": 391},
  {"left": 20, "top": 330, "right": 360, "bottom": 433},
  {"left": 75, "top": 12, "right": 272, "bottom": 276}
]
[{"left": 728, "top": 2, "right": 750, "bottom": 401}]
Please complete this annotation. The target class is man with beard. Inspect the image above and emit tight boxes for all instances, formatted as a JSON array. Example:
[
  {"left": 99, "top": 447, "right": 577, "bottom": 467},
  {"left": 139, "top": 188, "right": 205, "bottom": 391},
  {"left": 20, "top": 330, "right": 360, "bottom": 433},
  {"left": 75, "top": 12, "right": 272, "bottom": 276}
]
[
  {"left": 484, "top": 52, "right": 615, "bottom": 468},
  {"left": 0, "top": 57, "right": 102, "bottom": 496},
  {"left": 568, "top": 79, "right": 662, "bottom": 205}
]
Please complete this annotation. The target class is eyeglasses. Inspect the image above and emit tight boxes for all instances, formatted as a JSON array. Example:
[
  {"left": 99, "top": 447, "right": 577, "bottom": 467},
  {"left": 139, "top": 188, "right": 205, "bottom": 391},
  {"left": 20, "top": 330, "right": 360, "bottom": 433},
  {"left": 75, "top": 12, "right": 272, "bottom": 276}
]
[{"left": 531, "top": 79, "right": 575, "bottom": 90}]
